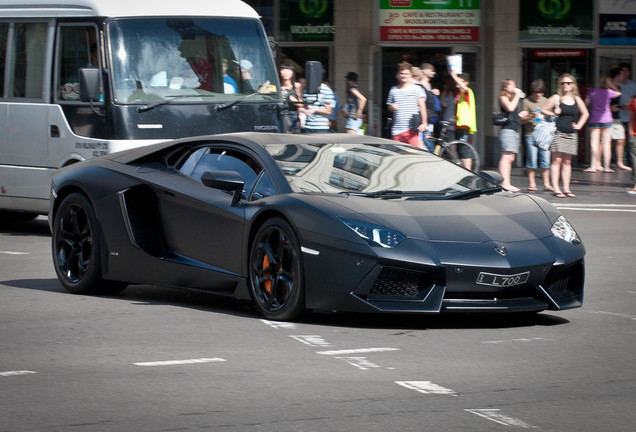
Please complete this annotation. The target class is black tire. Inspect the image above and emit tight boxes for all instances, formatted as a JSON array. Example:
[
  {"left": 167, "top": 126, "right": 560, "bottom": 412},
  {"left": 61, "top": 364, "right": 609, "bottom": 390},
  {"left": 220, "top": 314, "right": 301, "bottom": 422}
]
[
  {"left": 440, "top": 140, "right": 480, "bottom": 172},
  {"left": 249, "top": 217, "right": 305, "bottom": 321},
  {"left": 51, "top": 193, "right": 126, "bottom": 295}
]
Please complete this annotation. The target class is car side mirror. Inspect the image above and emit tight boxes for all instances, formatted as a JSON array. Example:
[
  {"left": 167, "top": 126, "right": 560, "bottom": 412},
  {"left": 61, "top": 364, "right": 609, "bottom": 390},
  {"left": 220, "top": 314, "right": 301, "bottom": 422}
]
[
  {"left": 478, "top": 170, "right": 504, "bottom": 184},
  {"left": 79, "top": 68, "right": 101, "bottom": 102},
  {"left": 201, "top": 170, "right": 245, "bottom": 206}
]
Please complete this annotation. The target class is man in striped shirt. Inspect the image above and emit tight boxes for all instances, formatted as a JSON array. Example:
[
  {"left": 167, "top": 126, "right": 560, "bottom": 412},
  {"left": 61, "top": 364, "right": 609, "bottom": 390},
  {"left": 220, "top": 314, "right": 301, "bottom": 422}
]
[
  {"left": 302, "top": 81, "right": 335, "bottom": 134},
  {"left": 386, "top": 62, "right": 427, "bottom": 146}
]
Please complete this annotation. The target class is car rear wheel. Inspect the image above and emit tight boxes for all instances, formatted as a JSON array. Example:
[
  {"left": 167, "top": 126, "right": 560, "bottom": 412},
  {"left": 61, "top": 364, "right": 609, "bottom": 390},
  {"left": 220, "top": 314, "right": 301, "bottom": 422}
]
[
  {"left": 52, "top": 193, "right": 126, "bottom": 295},
  {"left": 249, "top": 217, "right": 305, "bottom": 321}
]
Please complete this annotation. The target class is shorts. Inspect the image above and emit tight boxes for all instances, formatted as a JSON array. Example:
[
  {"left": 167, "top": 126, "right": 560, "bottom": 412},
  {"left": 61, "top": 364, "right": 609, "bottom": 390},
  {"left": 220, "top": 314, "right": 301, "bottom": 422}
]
[
  {"left": 498, "top": 129, "right": 520, "bottom": 153},
  {"left": 588, "top": 122, "right": 612, "bottom": 128},
  {"left": 524, "top": 135, "right": 551, "bottom": 169},
  {"left": 611, "top": 119, "right": 626, "bottom": 140},
  {"left": 392, "top": 129, "right": 419, "bottom": 146},
  {"left": 345, "top": 117, "right": 363, "bottom": 131}
]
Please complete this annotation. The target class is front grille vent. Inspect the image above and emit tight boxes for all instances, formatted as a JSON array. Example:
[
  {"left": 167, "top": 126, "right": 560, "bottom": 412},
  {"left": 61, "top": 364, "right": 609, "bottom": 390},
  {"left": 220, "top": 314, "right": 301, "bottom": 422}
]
[
  {"left": 543, "top": 260, "right": 584, "bottom": 298},
  {"left": 369, "top": 268, "right": 435, "bottom": 297}
]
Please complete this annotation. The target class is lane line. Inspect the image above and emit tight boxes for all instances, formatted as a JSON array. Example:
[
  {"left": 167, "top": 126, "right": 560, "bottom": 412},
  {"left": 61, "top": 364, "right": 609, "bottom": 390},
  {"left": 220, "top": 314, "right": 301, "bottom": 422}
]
[
  {"left": 1, "top": 370, "right": 37, "bottom": 377},
  {"left": 465, "top": 409, "right": 538, "bottom": 428},
  {"left": 395, "top": 381, "right": 457, "bottom": 396},
  {"left": 316, "top": 347, "right": 400, "bottom": 356},
  {"left": 134, "top": 358, "right": 225, "bottom": 367}
]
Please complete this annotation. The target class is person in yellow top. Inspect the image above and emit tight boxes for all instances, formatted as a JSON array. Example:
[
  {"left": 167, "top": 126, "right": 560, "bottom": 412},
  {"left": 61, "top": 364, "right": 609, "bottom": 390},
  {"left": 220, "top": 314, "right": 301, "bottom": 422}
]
[{"left": 450, "top": 69, "right": 477, "bottom": 169}]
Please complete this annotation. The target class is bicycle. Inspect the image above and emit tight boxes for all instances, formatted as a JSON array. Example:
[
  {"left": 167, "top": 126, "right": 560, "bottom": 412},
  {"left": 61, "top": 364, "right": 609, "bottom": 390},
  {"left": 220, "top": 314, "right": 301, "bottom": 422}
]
[{"left": 428, "top": 120, "right": 480, "bottom": 172}]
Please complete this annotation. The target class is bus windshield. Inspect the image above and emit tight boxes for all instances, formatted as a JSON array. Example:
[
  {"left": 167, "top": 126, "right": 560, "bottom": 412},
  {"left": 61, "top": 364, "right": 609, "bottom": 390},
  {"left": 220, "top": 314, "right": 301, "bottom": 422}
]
[{"left": 108, "top": 18, "right": 279, "bottom": 104}]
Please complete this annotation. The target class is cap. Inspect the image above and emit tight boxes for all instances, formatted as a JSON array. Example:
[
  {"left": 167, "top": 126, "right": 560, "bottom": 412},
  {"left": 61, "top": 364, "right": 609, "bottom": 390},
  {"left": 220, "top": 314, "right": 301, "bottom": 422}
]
[
  {"left": 239, "top": 59, "right": 253, "bottom": 71},
  {"left": 345, "top": 72, "right": 358, "bottom": 81},
  {"left": 280, "top": 63, "right": 294, "bottom": 71}
]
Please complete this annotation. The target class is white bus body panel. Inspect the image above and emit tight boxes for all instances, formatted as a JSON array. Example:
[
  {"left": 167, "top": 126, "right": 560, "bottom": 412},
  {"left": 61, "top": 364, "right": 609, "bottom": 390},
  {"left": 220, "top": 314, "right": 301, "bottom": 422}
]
[
  {"left": 0, "top": 102, "right": 160, "bottom": 214},
  {"left": 0, "top": 0, "right": 259, "bottom": 19}
]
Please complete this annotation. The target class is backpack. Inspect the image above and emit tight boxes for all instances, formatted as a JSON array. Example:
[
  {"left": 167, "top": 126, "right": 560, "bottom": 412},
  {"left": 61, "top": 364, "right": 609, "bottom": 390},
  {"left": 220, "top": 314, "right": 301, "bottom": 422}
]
[{"left": 425, "top": 88, "right": 442, "bottom": 124}]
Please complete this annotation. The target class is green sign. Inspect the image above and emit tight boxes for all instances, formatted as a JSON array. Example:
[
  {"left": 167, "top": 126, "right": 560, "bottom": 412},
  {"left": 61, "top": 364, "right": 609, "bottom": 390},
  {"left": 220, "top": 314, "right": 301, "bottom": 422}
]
[
  {"left": 279, "top": 0, "right": 334, "bottom": 42},
  {"left": 519, "top": 0, "right": 593, "bottom": 43}
]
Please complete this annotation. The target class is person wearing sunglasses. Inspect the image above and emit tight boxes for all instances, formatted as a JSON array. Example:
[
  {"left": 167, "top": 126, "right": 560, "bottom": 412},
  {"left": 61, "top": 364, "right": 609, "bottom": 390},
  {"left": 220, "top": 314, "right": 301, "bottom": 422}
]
[{"left": 541, "top": 74, "right": 589, "bottom": 198}]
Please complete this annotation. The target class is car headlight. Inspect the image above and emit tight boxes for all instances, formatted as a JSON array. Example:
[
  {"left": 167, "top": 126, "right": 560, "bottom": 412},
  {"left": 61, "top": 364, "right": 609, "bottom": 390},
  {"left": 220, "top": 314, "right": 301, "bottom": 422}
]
[
  {"left": 551, "top": 215, "right": 581, "bottom": 244},
  {"left": 339, "top": 217, "right": 405, "bottom": 248}
]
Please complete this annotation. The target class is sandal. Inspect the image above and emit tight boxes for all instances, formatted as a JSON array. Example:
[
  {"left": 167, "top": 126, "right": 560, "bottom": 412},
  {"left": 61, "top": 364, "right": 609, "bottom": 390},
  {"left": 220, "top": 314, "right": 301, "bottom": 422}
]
[
  {"left": 604, "top": 168, "right": 615, "bottom": 173},
  {"left": 564, "top": 192, "right": 576, "bottom": 198},
  {"left": 528, "top": 186, "right": 538, "bottom": 191},
  {"left": 583, "top": 167, "right": 596, "bottom": 173},
  {"left": 553, "top": 192, "right": 566, "bottom": 198}
]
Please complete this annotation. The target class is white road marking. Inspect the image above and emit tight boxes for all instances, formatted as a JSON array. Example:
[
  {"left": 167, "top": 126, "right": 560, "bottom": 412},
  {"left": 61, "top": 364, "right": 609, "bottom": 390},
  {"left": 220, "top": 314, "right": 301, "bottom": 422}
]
[
  {"left": 289, "top": 335, "right": 332, "bottom": 347},
  {"left": 134, "top": 358, "right": 225, "bottom": 367},
  {"left": 395, "top": 381, "right": 457, "bottom": 396},
  {"left": 0, "top": 250, "right": 28, "bottom": 255},
  {"left": 335, "top": 357, "right": 380, "bottom": 370},
  {"left": 483, "top": 337, "right": 555, "bottom": 344},
  {"left": 584, "top": 310, "right": 636, "bottom": 320},
  {"left": 1, "top": 370, "right": 37, "bottom": 377},
  {"left": 465, "top": 409, "right": 538, "bottom": 428},
  {"left": 316, "top": 347, "right": 400, "bottom": 356},
  {"left": 555, "top": 203, "right": 636, "bottom": 213},
  {"left": 260, "top": 319, "right": 297, "bottom": 330}
]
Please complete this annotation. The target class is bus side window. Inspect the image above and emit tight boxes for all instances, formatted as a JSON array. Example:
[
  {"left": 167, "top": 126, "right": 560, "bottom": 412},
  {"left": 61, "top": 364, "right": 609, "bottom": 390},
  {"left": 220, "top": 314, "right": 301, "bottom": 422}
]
[
  {"left": 56, "top": 25, "right": 99, "bottom": 101},
  {"left": 0, "top": 23, "right": 7, "bottom": 98},
  {"left": 10, "top": 23, "right": 47, "bottom": 99}
]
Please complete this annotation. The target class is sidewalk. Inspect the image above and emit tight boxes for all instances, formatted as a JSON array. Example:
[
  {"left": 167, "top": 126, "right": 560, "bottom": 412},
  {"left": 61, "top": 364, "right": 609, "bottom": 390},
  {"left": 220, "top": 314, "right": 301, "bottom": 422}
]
[{"left": 507, "top": 166, "right": 635, "bottom": 205}]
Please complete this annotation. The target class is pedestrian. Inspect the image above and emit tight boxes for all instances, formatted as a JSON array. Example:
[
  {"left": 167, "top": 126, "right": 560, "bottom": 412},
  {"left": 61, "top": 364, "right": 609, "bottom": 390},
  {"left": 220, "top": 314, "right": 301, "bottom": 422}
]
[
  {"left": 497, "top": 79, "right": 527, "bottom": 192},
  {"left": 301, "top": 76, "right": 335, "bottom": 134},
  {"left": 439, "top": 75, "right": 458, "bottom": 140},
  {"left": 417, "top": 63, "right": 442, "bottom": 152},
  {"left": 521, "top": 79, "right": 553, "bottom": 192},
  {"left": 541, "top": 74, "right": 589, "bottom": 198},
  {"left": 279, "top": 63, "right": 302, "bottom": 133},
  {"left": 450, "top": 69, "right": 477, "bottom": 169},
  {"left": 386, "top": 61, "right": 427, "bottom": 147},
  {"left": 627, "top": 94, "right": 636, "bottom": 194},
  {"left": 584, "top": 75, "right": 621, "bottom": 172},
  {"left": 617, "top": 63, "right": 636, "bottom": 170},
  {"left": 324, "top": 80, "right": 341, "bottom": 132},
  {"left": 341, "top": 72, "right": 367, "bottom": 134}
]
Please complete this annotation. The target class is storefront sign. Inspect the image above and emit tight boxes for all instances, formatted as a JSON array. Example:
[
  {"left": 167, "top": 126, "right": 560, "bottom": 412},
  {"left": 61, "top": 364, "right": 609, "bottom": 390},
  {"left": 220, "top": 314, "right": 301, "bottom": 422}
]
[
  {"left": 598, "top": 0, "right": 636, "bottom": 46},
  {"left": 532, "top": 49, "right": 586, "bottom": 58},
  {"left": 379, "top": 0, "right": 481, "bottom": 43},
  {"left": 279, "top": 0, "right": 334, "bottom": 42},
  {"left": 519, "top": 0, "right": 593, "bottom": 43}
]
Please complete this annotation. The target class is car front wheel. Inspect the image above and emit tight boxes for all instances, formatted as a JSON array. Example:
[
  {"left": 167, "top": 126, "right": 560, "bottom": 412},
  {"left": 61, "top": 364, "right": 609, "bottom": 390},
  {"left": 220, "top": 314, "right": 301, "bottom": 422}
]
[
  {"left": 52, "top": 192, "right": 126, "bottom": 295},
  {"left": 249, "top": 217, "right": 305, "bottom": 321}
]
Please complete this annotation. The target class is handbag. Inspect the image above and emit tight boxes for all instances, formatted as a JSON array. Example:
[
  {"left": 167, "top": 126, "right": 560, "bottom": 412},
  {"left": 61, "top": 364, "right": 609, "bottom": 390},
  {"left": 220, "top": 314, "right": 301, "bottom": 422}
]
[
  {"left": 532, "top": 118, "right": 556, "bottom": 151},
  {"left": 492, "top": 112, "right": 509, "bottom": 126}
]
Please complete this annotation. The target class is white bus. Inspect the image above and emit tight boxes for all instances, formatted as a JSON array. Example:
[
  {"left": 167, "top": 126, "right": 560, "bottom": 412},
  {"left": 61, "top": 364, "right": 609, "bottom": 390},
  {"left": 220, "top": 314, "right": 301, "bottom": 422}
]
[{"left": 0, "top": 0, "right": 284, "bottom": 220}]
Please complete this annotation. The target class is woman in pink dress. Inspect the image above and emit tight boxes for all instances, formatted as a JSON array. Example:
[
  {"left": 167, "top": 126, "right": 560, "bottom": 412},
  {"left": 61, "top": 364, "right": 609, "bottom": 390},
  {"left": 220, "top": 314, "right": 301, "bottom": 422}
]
[{"left": 585, "top": 76, "right": 621, "bottom": 172}]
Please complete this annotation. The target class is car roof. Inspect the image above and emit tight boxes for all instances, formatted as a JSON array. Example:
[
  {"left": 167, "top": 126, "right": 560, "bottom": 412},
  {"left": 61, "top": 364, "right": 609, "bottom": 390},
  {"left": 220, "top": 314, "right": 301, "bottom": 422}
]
[{"left": 106, "top": 132, "right": 397, "bottom": 164}]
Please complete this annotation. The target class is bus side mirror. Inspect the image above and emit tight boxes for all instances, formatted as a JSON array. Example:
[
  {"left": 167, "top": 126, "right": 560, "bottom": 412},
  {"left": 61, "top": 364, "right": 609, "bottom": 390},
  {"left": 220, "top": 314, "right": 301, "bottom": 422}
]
[
  {"left": 79, "top": 68, "right": 101, "bottom": 102},
  {"left": 305, "top": 61, "right": 322, "bottom": 94}
]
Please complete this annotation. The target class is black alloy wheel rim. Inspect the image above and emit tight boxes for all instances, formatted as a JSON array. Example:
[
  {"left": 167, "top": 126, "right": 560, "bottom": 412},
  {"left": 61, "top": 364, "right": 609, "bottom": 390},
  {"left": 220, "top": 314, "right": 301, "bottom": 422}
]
[
  {"left": 55, "top": 203, "right": 93, "bottom": 284},
  {"left": 251, "top": 226, "right": 297, "bottom": 313}
]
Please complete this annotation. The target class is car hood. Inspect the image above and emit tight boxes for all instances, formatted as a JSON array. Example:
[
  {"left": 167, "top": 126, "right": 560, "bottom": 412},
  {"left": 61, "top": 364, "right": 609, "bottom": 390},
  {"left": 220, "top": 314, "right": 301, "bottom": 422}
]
[{"left": 316, "top": 193, "right": 554, "bottom": 244}]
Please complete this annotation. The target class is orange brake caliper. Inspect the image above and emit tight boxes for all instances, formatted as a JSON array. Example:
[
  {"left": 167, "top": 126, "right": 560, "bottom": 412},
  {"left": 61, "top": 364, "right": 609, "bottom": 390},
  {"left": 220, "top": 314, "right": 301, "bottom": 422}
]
[{"left": 262, "top": 255, "right": 272, "bottom": 295}]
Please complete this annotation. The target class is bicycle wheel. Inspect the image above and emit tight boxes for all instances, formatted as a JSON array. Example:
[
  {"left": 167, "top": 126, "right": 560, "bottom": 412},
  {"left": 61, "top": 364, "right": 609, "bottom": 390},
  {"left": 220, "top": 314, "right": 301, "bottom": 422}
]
[{"left": 439, "top": 140, "right": 480, "bottom": 172}]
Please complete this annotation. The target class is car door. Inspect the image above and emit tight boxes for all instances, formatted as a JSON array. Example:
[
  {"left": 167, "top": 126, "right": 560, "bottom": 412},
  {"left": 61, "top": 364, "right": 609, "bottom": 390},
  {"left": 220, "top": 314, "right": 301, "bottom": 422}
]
[{"left": 152, "top": 146, "right": 261, "bottom": 278}]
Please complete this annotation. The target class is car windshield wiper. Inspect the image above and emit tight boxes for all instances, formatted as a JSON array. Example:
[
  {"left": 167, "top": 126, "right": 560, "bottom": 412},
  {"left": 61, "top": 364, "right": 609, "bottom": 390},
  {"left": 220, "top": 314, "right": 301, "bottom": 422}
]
[
  {"left": 137, "top": 94, "right": 217, "bottom": 112},
  {"left": 340, "top": 190, "right": 444, "bottom": 199},
  {"left": 446, "top": 186, "right": 503, "bottom": 199}
]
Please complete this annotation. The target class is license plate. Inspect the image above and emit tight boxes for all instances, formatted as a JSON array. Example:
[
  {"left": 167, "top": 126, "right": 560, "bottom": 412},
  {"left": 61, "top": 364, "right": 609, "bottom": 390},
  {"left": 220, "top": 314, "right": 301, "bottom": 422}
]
[{"left": 476, "top": 271, "right": 530, "bottom": 287}]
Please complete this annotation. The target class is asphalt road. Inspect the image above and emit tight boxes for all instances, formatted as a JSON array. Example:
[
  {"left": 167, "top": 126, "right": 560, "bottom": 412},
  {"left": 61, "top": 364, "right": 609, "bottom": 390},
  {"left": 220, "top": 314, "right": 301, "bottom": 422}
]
[{"left": 1, "top": 172, "right": 635, "bottom": 432}]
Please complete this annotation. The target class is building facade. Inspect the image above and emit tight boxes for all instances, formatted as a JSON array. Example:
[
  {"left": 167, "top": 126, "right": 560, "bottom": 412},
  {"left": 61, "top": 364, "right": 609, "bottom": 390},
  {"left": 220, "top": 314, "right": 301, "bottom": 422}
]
[{"left": 247, "top": 0, "right": 636, "bottom": 167}]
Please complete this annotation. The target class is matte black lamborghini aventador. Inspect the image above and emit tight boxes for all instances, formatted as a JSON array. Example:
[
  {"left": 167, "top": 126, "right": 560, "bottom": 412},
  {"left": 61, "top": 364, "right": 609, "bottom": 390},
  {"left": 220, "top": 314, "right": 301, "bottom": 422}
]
[{"left": 49, "top": 132, "right": 585, "bottom": 320}]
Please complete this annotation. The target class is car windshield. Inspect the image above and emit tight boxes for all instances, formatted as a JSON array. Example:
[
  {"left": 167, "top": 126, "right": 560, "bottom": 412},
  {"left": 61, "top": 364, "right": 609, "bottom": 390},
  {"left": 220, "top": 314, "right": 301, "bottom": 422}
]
[
  {"left": 265, "top": 142, "right": 497, "bottom": 197},
  {"left": 108, "top": 18, "right": 279, "bottom": 104}
]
